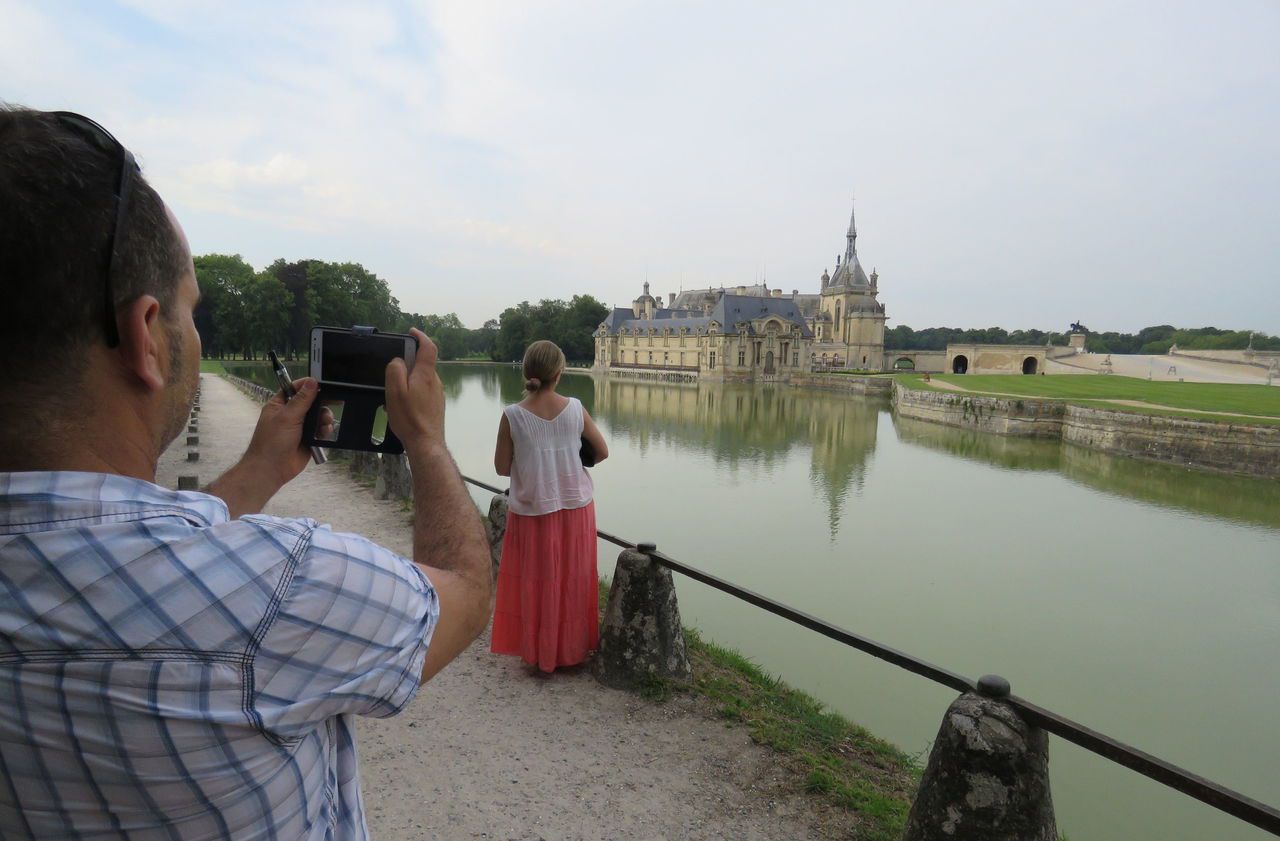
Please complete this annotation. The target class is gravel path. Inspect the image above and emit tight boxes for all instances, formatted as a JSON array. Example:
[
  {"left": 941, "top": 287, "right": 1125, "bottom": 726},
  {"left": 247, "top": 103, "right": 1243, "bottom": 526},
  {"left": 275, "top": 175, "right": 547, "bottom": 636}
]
[{"left": 156, "top": 374, "right": 843, "bottom": 841}]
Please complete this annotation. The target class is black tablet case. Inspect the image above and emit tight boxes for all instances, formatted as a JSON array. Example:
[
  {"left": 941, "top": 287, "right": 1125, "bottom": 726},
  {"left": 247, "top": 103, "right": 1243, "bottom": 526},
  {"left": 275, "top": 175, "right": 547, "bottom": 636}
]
[{"left": 303, "top": 326, "right": 407, "bottom": 455}]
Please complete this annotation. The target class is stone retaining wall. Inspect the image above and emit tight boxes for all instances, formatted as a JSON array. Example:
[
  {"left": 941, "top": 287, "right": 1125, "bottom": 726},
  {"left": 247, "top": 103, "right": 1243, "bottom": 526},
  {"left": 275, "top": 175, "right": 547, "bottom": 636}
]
[
  {"left": 891, "top": 386, "right": 1066, "bottom": 438},
  {"left": 783, "top": 373, "right": 895, "bottom": 395},
  {"left": 892, "top": 383, "right": 1280, "bottom": 478},
  {"left": 1169, "top": 348, "right": 1280, "bottom": 371},
  {"left": 1062, "top": 405, "right": 1280, "bottom": 477}
]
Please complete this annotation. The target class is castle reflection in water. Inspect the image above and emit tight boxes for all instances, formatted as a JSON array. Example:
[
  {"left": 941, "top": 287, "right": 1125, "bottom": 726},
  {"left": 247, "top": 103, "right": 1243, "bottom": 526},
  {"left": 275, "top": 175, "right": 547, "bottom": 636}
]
[
  {"left": 461, "top": 364, "right": 1280, "bottom": 536},
  {"left": 588, "top": 377, "right": 881, "bottom": 536}
]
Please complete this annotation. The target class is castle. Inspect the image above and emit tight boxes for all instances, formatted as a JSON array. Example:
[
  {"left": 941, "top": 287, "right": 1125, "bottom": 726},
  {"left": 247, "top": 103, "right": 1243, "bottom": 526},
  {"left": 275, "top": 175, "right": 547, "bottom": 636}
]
[
  {"left": 593, "top": 201, "right": 888, "bottom": 380},
  {"left": 593, "top": 199, "right": 1049, "bottom": 380}
]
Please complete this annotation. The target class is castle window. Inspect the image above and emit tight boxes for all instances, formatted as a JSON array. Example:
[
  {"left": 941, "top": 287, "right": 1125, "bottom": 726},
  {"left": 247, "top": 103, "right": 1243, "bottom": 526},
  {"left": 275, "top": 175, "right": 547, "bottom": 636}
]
[
  {"left": 738, "top": 349, "right": 745, "bottom": 366},
  {"left": 709, "top": 351, "right": 716, "bottom": 368},
  {"left": 793, "top": 352, "right": 799, "bottom": 367}
]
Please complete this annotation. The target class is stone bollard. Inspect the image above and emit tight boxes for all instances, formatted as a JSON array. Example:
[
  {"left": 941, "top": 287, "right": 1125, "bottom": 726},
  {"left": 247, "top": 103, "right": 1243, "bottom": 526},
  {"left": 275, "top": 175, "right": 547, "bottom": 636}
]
[
  {"left": 188, "top": 424, "right": 197, "bottom": 433},
  {"left": 187, "top": 436, "right": 199, "bottom": 446},
  {"left": 903, "top": 677, "right": 1057, "bottom": 841},
  {"left": 187, "top": 451, "right": 199, "bottom": 462},
  {"left": 376, "top": 453, "right": 413, "bottom": 500},
  {"left": 594, "top": 544, "right": 692, "bottom": 689},
  {"left": 177, "top": 475, "right": 199, "bottom": 491},
  {"left": 483, "top": 494, "right": 509, "bottom": 574},
  {"left": 349, "top": 450, "right": 380, "bottom": 478}
]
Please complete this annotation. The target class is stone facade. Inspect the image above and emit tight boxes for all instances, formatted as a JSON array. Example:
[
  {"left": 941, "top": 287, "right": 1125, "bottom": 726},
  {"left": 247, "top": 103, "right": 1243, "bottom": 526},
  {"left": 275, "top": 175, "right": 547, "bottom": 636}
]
[
  {"left": 886, "top": 349, "right": 948, "bottom": 373},
  {"left": 594, "top": 284, "right": 816, "bottom": 382},
  {"left": 946, "top": 344, "right": 1050, "bottom": 376}
]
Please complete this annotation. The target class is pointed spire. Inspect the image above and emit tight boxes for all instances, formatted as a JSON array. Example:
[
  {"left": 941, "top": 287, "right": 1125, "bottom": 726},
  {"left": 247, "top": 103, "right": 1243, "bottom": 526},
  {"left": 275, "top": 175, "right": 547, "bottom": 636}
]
[{"left": 845, "top": 196, "right": 858, "bottom": 263}]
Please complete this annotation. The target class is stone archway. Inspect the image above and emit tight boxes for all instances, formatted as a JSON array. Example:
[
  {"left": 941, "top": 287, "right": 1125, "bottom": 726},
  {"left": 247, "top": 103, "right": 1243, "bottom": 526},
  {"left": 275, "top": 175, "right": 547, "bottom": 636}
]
[
  {"left": 952, "top": 355, "right": 969, "bottom": 374},
  {"left": 1022, "top": 356, "right": 1038, "bottom": 375},
  {"left": 764, "top": 350, "right": 776, "bottom": 374},
  {"left": 893, "top": 357, "right": 915, "bottom": 371}
]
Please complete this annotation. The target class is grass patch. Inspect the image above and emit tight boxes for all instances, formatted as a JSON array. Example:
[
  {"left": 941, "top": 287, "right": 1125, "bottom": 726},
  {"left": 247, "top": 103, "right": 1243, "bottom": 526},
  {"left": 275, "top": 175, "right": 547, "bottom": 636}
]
[
  {"left": 596, "top": 579, "right": 917, "bottom": 839},
  {"left": 897, "top": 373, "right": 1280, "bottom": 421},
  {"left": 686, "top": 628, "right": 918, "bottom": 838},
  {"left": 198, "top": 359, "right": 227, "bottom": 374}
]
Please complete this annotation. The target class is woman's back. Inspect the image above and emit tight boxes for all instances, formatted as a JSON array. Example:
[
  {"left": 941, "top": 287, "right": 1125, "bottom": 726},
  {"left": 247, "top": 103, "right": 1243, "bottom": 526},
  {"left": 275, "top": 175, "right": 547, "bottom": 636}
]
[{"left": 503, "top": 396, "right": 593, "bottom": 516}]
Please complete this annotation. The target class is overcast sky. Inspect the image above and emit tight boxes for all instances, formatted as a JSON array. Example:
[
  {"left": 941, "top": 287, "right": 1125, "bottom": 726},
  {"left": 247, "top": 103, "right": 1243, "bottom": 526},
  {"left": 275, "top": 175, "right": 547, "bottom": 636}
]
[{"left": 4, "top": 1, "right": 1277, "bottom": 332}]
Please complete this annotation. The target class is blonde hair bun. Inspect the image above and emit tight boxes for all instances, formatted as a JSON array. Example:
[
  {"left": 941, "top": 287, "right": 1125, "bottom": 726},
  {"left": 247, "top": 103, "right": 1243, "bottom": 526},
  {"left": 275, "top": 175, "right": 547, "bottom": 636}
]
[{"left": 522, "top": 341, "right": 565, "bottom": 392}]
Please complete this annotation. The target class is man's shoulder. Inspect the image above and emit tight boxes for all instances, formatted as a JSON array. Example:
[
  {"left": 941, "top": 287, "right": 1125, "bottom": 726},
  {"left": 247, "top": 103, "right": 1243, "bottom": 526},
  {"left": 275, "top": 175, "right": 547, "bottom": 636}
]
[
  {"left": 241, "top": 515, "right": 419, "bottom": 583},
  {"left": 236, "top": 512, "right": 321, "bottom": 540}
]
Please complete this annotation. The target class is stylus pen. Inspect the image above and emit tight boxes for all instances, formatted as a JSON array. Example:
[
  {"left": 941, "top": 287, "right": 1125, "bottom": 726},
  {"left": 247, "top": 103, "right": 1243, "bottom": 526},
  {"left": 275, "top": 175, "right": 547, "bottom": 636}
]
[{"left": 268, "top": 350, "right": 327, "bottom": 466}]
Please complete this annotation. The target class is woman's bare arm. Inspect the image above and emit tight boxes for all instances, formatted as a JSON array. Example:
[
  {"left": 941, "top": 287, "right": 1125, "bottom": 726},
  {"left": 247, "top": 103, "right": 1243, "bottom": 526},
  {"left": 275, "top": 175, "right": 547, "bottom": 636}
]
[
  {"left": 494, "top": 412, "right": 514, "bottom": 477},
  {"left": 582, "top": 408, "right": 609, "bottom": 465}
]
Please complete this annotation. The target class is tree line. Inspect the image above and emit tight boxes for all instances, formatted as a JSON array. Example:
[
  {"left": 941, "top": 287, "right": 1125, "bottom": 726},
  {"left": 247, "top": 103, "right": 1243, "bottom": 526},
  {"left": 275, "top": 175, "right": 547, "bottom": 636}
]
[
  {"left": 886, "top": 324, "right": 1280, "bottom": 354},
  {"left": 193, "top": 254, "right": 607, "bottom": 363},
  {"left": 195, "top": 253, "right": 1274, "bottom": 363}
]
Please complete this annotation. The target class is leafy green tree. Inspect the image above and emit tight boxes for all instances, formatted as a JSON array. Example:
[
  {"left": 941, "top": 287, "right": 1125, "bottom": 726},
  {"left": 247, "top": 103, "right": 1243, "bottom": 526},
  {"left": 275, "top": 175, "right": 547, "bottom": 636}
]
[
  {"left": 193, "top": 254, "right": 255, "bottom": 358},
  {"left": 244, "top": 272, "right": 293, "bottom": 358},
  {"left": 262, "top": 259, "right": 313, "bottom": 359},
  {"left": 470, "top": 319, "right": 499, "bottom": 359},
  {"left": 558, "top": 295, "right": 608, "bottom": 362},
  {"left": 496, "top": 302, "right": 535, "bottom": 361}
]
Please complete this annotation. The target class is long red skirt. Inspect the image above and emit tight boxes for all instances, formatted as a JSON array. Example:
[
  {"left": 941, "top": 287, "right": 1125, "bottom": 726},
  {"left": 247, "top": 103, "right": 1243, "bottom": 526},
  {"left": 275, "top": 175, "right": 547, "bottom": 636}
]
[{"left": 490, "top": 501, "right": 599, "bottom": 673}]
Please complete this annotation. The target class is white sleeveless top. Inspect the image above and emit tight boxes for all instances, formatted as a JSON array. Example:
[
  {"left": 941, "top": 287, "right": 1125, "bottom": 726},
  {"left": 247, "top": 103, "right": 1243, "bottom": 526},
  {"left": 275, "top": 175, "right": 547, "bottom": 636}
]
[{"left": 503, "top": 397, "right": 595, "bottom": 516}]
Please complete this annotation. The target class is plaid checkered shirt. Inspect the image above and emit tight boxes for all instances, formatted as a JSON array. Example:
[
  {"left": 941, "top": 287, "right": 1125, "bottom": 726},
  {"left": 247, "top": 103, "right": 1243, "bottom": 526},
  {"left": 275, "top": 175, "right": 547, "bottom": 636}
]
[{"left": 0, "top": 471, "right": 439, "bottom": 840}]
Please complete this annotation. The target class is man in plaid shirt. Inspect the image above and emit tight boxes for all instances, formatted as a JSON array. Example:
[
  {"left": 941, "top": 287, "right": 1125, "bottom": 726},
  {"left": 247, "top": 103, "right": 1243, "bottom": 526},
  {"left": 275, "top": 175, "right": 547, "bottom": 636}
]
[{"left": 0, "top": 106, "right": 495, "bottom": 838}]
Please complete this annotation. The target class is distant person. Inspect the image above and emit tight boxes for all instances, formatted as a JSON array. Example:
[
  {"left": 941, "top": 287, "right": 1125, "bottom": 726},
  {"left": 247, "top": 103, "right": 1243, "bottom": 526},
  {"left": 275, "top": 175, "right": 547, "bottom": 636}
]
[
  {"left": 0, "top": 106, "right": 493, "bottom": 838},
  {"left": 493, "top": 340, "right": 609, "bottom": 673}
]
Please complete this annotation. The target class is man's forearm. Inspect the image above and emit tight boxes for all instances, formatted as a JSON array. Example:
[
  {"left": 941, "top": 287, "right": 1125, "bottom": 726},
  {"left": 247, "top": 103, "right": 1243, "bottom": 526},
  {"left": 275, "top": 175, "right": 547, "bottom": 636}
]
[
  {"left": 406, "top": 443, "right": 492, "bottom": 589},
  {"left": 205, "top": 460, "right": 280, "bottom": 519}
]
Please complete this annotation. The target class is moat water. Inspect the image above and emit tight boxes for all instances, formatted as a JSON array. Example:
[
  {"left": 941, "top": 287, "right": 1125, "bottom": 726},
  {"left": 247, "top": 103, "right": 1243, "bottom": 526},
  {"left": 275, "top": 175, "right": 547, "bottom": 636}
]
[{"left": 234, "top": 362, "right": 1280, "bottom": 841}]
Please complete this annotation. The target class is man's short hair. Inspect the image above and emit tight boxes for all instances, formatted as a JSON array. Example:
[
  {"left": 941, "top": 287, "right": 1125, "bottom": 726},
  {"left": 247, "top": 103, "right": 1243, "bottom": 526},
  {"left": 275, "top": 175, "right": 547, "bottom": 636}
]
[{"left": 0, "top": 105, "right": 187, "bottom": 394}]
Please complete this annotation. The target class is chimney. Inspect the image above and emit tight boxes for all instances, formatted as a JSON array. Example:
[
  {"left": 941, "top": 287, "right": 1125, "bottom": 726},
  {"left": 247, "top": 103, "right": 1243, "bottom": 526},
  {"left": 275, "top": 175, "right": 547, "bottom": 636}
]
[
  {"left": 736, "top": 285, "right": 746, "bottom": 295},
  {"left": 668, "top": 292, "right": 676, "bottom": 308},
  {"left": 772, "top": 289, "right": 782, "bottom": 298},
  {"left": 792, "top": 289, "right": 798, "bottom": 296}
]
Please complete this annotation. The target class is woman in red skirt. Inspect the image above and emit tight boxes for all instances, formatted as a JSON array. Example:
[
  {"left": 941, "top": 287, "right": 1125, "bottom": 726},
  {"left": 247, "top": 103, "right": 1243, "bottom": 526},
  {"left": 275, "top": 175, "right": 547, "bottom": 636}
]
[{"left": 492, "top": 340, "right": 609, "bottom": 673}]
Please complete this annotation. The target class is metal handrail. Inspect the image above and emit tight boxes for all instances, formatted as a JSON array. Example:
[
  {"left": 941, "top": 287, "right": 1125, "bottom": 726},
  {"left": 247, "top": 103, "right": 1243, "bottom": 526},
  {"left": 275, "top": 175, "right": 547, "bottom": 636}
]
[{"left": 460, "top": 473, "right": 1280, "bottom": 835}]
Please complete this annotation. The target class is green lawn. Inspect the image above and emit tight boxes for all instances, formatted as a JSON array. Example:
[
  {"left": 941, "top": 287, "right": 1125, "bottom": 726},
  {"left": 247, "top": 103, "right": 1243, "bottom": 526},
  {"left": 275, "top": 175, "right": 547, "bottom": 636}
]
[
  {"left": 898, "top": 373, "right": 1280, "bottom": 419},
  {"left": 198, "top": 359, "right": 227, "bottom": 374}
]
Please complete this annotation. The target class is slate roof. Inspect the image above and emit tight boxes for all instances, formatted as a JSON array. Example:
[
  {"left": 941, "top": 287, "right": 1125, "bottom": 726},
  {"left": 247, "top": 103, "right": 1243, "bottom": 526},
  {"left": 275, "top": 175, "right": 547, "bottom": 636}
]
[
  {"left": 600, "top": 294, "right": 813, "bottom": 338},
  {"left": 710, "top": 295, "right": 814, "bottom": 338}
]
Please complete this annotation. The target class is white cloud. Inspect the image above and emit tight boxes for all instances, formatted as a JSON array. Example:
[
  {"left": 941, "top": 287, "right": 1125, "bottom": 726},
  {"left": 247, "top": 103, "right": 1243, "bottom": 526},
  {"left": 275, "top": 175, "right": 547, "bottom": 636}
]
[
  {"left": 2, "top": 1, "right": 1277, "bottom": 330},
  {"left": 185, "top": 153, "right": 310, "bottom": 189}
]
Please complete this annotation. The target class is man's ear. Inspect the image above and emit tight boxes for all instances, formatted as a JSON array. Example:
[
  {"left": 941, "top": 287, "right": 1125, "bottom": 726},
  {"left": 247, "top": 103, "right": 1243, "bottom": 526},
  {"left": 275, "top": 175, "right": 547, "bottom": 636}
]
[{"left": 117, "top": 295, "right": 166, "bottom": 391}]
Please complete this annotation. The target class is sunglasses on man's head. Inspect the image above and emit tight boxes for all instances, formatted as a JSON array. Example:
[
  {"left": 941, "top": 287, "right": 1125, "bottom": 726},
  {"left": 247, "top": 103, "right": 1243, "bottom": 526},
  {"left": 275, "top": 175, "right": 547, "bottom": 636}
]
[{"left": 51, "top": 111, "right": 141, "bottom": 349}]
